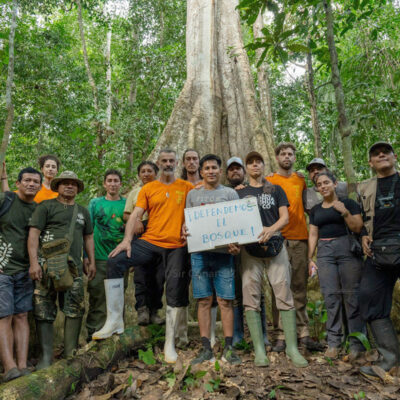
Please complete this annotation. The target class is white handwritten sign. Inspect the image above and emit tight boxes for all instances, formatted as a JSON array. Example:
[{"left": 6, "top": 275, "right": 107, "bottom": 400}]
[{"left": 184, "top": 197, "right": 263, "bottom": 253}]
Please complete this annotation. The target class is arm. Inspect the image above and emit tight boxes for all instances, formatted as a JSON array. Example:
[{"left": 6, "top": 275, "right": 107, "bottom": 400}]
[
  {"left": 332, "top": 200, "right": 363, "bottom": 233},
  {"left": 258, "top": 206, "right": 289, "bottom": 243},
  {"left": 28, "top": 227, "right": 42, "bottom": 281},
  {"left": 307, "top": 224, "right": 319, "bottom": 275},
  {"left": 1, "top": 162, "right": 10, "bottom": 192},
  {"left": 83, "top": 233, "right": 96, "bottom": 280},
  {"left": 109, "top": 206, "right": 145, "bottom": 258},
  {"left": 123, "top": 211, "right": 131, "bottom": 223}
]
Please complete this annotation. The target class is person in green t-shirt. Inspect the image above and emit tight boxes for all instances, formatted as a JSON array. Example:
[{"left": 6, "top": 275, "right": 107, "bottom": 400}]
[
  {"left": 85, "top": 169, "right": 126, "bottom": 340},
  {"left": 28, "top": 171, "right": 95, "bottom": 370},
  {"left": 0, "top": 167, "right": 42, "bottom": 382}
]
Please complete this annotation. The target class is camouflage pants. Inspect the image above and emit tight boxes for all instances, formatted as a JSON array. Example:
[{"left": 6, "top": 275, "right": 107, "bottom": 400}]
[{"left": 33, "top": 268, "right": 85, "bottom": 322}]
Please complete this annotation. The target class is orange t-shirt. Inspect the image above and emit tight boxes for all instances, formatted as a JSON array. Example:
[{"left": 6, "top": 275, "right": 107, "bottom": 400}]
[
  {"left": 136, "top": 179, "right": 194, "bottom": 249},
  {"left": 34, "top": 185, "right": 58, "bottom": 203},
  {"left": 266, "top": 173, "right": 308, "bottom": 240}
]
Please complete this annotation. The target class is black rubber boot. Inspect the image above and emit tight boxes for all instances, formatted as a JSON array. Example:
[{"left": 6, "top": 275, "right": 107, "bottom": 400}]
[
  {"left": 64, "top": 317, "right": 83, "bottom": 358},
  {"left": 36, "top": 321, "right": 54, "bottom": 370},
  {"left": 360, "top": 318, "right": 400, "bottom": 379}
]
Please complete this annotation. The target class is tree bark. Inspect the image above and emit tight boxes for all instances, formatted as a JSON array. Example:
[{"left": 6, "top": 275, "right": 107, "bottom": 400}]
[
  {"left": 305, "top": 51, "right": 322, "bottom": 158},
  {"left": 76, "top": 0, "right": 106, "bottom": 164},
  {"left": 0, "top": 327, "right": 151, "bottom": 400},
  {"left": 323, "top": 0, "right": 356, "bottom": 194},
  {"left": 0, "top": 0, "right": 18, "bottom": 177},
  {"left": 150, "top": 0, "right": 275, "bottom": 173},
  {"left": 253, "top": 12, "right": 277, "bottom": 170},
  {"left": 105, "top": 25, "right": 112, "bottom": 128}
]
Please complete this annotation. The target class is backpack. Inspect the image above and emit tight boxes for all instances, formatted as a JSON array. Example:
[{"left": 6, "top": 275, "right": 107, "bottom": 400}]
[{"left": 0, "top": 192, "right": 16, "bottom": 218}]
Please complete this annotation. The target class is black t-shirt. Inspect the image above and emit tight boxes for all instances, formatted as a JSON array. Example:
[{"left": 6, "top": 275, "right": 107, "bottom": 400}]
[
  {"left": 309, "top": 198, "right": 361, "bottom": 239},
  {"left": 373, "top": 173, "right": 400, "bottom": 240},
  {"left": 237, "top": 184, "right": 289, "bottom": 256},
  {"left": 237, "top": 184, "right": 289, "bottom": 228}
]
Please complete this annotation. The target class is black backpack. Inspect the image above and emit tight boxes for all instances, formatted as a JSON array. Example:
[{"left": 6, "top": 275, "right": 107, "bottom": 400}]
[{"left": 0, "top": 191, "right": 16, "bottom": 218}]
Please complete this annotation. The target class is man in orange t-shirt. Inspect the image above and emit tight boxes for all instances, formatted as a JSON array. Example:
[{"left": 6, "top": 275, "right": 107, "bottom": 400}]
[
  {"left": 92, "top": 149, "right": 193, "bottom": 364},
  {"left": 267, "top": 142, "right": 324, "bottom": 352}
]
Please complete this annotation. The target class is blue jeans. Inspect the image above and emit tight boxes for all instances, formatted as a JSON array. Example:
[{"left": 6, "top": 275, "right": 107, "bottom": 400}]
[{"left": 191, "top": 252, "right": 235, "bottom": 300}]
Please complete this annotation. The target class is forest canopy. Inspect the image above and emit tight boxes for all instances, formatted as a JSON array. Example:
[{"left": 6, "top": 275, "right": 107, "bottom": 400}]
[{"left": 1, "top": 0, "right": 399, "bottom": 204}]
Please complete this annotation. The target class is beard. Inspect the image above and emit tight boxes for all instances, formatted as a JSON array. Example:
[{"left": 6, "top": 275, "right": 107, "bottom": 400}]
[
  {"left": 278, "top": 161, "right": 293, "bottom": 170},
  {"left": 228, "top": 177, "right": 244, "bottom": 187}
]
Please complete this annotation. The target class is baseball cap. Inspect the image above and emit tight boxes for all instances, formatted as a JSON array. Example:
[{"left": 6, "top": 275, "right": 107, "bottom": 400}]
[
  {"left": 226, "top": 156, "right": 244, "bottom": 170},
  {"left": 245, "top": 151, "right": 264, "bottom": 165},
  {"left": 369, "top": 142, "right": 394, "bottom": 158},
  {"left": 306, "top": 158, "right": 327, "bottom": 171}
]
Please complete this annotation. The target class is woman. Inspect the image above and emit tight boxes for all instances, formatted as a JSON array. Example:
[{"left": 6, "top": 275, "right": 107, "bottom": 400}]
[
  {"left": 308, "top": 171, "right": 366, "bottom": 359},
  {"left": 34, "top": 155, "right": 60, "bottom": 203}
]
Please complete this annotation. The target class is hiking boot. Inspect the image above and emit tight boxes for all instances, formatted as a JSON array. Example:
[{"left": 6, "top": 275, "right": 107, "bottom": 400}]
[
  {"left": 191, "top": 348, "right": 215, "bottom": 365},
  {"left": 272, "top": 339, "right": 286, "bottom": 352},
  {"left": 222, "top": 345, "right": 241, "bottom": 365},
  {"left": 360, "top": 318, "right": 400, "bottom": 379},
  {"left": 137, "top": 306, "right": 150, "bottom": 326},
  {"left": 325, "top": 347, "right": 340, "bottom": 359},
  {"left": 2, "top": 367, "right": 21, "bottom": 382},
  {"left": 150, "top": 309, "right": 165, "bottom": 325},
  {"left": 300, "top": 336, "right": 325, "bottom": 352}
]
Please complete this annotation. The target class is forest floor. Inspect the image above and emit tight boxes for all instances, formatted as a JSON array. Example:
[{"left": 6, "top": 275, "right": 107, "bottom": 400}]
[{"left": 68, "top": 326, "right": 400, "bottom": 400}]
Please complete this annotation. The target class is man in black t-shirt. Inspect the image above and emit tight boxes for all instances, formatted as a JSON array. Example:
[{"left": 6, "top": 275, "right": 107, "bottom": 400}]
[
  {"left": 0, "top": 167, "right": 41, "bottom": 382},
  {"left": 358, "top": 142, "right": 400, "bottom": 379},
  {"left": 236, "top": 151, "right": 308, "bottom": 368}
]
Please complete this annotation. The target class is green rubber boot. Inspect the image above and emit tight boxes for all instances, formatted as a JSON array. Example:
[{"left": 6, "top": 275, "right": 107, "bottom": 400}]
[
  {"left": 36, "top": 321, "right": 54, "bottom": 370},
  {"left": 245, "top": 310, "right": 269, "bottom": 367},
  {"left": 64, "top": 317, "right": 83, "bottom": 358},
  {"left": 281, "top": 310, "right": 308, "bottom": 368}
]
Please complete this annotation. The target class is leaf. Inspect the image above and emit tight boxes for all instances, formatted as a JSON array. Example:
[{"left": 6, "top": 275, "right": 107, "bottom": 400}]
[
  {"left": 204, "top": 383, "right": 214, "bottom": 393},
  {"left": 138, "top": 348, "right": 156, "bottom": 365},
  {"left": 195, "top": 370, "right": 207, "bottom": 379},
  {"left": 214, "top": 360, "right": 220, "bottom": 371},
  {"left": 286, "top": 42, "right": 309, "bottom": 53},
  {"left": 347, "top": 332, "right": 371, "bottom": 351}
]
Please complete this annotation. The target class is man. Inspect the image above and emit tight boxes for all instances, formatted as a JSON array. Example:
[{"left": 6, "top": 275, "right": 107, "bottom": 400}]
[
  {"left": 304, "top": 158, "right": 348, "bottom": 214},
  {"left": 85, "top": 170, "right": 126, "bottom": 340},
  {"left": 226, "top": 157, "right": 270, "bottom": 347},
  {"left": 267, "top": 143, "right": 323, "bottom": 352},
  {"left": 184, "top": 154, "right": 241, "bottom": 365},
  {"left": 28, "top": 171, "right": 95, "bottom": 369},
  {"left": 181, "top": 149, "right": 202, "bottom": 185},
  {"left": 93, "top": 149, "right": 193, "bottom": 364},
  {"left": 237, "top": 151, "right": 307, "bottom": 367},
  {"left": 358, "top": 142, "right": 400, "bottom": 378},
  {"left": 0, "top": 167, "right": 41, "bottom": 382}
]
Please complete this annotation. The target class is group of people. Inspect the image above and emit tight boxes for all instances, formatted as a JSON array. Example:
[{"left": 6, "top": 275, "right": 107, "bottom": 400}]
[{"left": 0, "top": 141, "right": 399, "bottom": 383}]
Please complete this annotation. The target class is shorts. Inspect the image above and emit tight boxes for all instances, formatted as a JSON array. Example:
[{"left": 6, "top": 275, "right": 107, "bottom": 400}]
[
  {"left": 191, "top": 252, "right": 235, "bottom": 300},
  {"left": 0, "top": 271, "right": 34, "bottom": 318}
]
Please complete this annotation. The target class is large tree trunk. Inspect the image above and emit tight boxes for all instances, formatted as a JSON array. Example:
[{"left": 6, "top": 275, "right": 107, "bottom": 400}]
[
  {"left": 323, "top": 0, "right": 356, "bottom": 194},
  {"left": 253, "top": 12, "right": 277, "bottom": 170},
  {"left": 0, "top": 0, "right": 18, "bottom": 177},
  {"left": 105, "top": 25, "right": 112, "bottom": 128},
  {"left": 150, "top": 0, "right": 275, "bottom": 172},
  {"left": 0, "top": 327, "right": 151, "bottom": 400},
  {"left": 305, "top": 51, "right": 322, "bottom": 158}
]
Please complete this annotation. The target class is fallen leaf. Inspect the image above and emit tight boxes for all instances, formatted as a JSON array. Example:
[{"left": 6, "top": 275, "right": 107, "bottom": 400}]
[{"left": 92, "top": 383, "right": 128, "bottom": 400}]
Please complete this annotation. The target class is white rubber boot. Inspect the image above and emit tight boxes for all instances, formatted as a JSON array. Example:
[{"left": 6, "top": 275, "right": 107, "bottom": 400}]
[
  {"left": 92, "top": 278, "right": 124, "bottom": 340},
  {"left": 164, "top": 306, "right": 182, "bottom": 363},
  {"left": 175, "top": 306, "right": 188, "bottom": 349},
  {"left": 210, "top": 306, "right": 218, "bottom": 348}
]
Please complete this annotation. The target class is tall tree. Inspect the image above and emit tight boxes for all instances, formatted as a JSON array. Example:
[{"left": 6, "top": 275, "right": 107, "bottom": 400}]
[
  {"left": 150, "top": 0, "right": 276, "bottom": 171},
  {"left": 0, "top": 0, "right": 18, "bottom": 176},
  {"left": 323, "top": 0, "right": 356, "bottom": 193}
]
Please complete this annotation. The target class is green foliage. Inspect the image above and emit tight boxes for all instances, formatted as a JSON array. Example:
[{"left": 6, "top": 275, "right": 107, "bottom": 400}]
[
  {"left": 346, "top": 332, "right": 371, "bottom": 351},
  {"left": 182, "top": 366, "right": 207, "bottom": 392},
  {"left": 307, "top": 300, "right": 327, "bottom": 341},
  {"left": 354, "top": 391, "right": 366, "bottom": 399},
  {"left": 138, "top": 345, "right": 156, "bottom": 365}
]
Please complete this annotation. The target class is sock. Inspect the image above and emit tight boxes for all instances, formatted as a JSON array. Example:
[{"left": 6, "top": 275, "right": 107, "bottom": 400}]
[
  {"left": 201, "top": 336, "right": 211, "bottom": 351},
  {"left": 225, "top": 336, "right": 233, "bottom": 347}
]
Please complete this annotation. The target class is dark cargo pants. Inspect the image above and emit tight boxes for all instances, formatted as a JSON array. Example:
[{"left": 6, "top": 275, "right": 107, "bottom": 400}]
[{"left": 317, "top": 235, "right": 365, "bottom": 350}]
